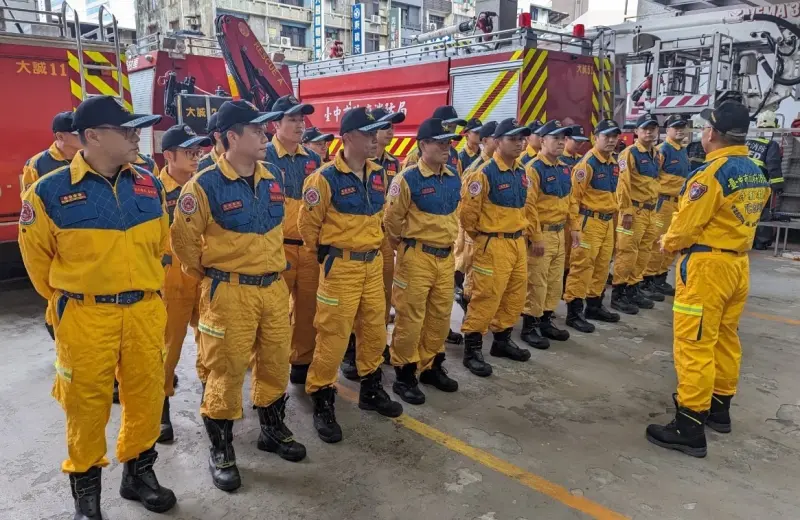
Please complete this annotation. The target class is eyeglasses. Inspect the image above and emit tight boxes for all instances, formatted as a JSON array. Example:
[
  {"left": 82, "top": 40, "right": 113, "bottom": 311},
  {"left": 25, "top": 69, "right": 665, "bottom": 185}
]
[{"left": 95, "top": 126, "right": 139, "bottom": 139}]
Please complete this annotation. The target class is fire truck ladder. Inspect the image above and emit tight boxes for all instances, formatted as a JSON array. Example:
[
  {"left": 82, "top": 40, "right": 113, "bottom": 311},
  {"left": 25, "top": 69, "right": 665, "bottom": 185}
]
[{"left": 71, "top": 4, "right": 124, "bottom": 102}]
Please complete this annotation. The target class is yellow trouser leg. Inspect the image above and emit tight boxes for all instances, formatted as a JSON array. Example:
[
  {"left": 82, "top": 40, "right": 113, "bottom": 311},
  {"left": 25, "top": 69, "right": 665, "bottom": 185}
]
[
  {"left": 381, "top": 237, "right": 395, "bottom": 325},
  {"left": 251, "top": 281, "right": 292, "bottom": 407},
  {"left": 284, "top": 244, "right": 321, "bottom": 366},
  {"left": 564, "top": 216, "right": 612, "bottom": 302},
  {"left": 454, "top": 226, "right": 466, "bottom": 272},
  {"left": 163, "top": 263, "right": 202, "bottom": 396},
  {"left": 631, "top": 209, "right": 659, "bottom": 284},
  {"left": 462, "top": 235, "right": 475, "bottom": 299},
  {"left": 644, "top": 199, "right": 676, "bottom": 276},
  {"left": 588, "top": 218, "right": 615, "bottom": 298},
  {"left": 673, "top": 252, "right": 749, "bottom": 412},
  {"left": 306, "top": 256, "right": 386, "bottom": 393},
  {"left": 524, "top": 229, "right": 565, "bottom": 316},
  {"left": 613, "top": 208, "right": 650, "bottom": 285}
]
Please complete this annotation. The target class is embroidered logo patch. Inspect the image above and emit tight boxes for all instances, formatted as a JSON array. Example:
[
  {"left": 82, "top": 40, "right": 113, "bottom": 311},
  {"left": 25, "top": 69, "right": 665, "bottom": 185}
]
[
  {"left": 546, "top": 175, "right": 556, "bottom": 183},
  {"left": 60, "top": 191, "right": 87, "bottom": 205},
  {"left": 269, "top": 182, "right": 281, "bottom": 194},
  {"left": 521, "top": 175, "right": 529, "bottom": 188},
  {"left": 468, "top": 180, "right": 482, "bottom": 196},
  {"left": 371, "top": 174, "right": 384, "bottom": 192},
  {"left": 618, "top": 159, "right": 627, "bottom": 170},
  {"left": 133, "top": 173, "right": 155, "bottom": 187},
  {"left": 563, "top": 167, "right": 570, "bottom": 175},
  {"left": 133, "top": 185, "right": 158, "bottom": 198},
  {"left": 389, "top": 182, "right": 401, "bottom": 197},
  {"left": 497, "top": 182, "right": 511, "bottom": 191},
  {"left": 688, "top": 181, "right": 708, "bottom": 201},
  {"left": 305, "top": 161, "right": 317, "bottom": 175},
  {"left": 167, "top": 198, "right": 178, "bottom": 207},
  {"left": 575, "top": 169, "right": 587, "bottom": 182},
  {"left": 596, "top": 173, "right": 606, "bottom": 179},
  {"left": 304, "top": 187, "right": 321, "bottom": 207},
  {"left": 421, "top": 187, "right": 436, "bottom": 195},
  {"left": 388, "top": 163, "right": 397, "bottom": 172},
  {"left": 222, "top": 200, "right": 243, "bottom": 212},
  {"left": 179, "top": 193, "right": 198, "bottom": 215},
  {"left": 340, "top": 186, "right": 357, "bottom": 196},
  {"left": 19, "top": 201, "right": 35, "bottom": 225},
  {"left": 612, "top": 166, "right": 620, "bottom": 176},
  {"left": 270, "top": 193, "right": 285, "bottom": 202}
]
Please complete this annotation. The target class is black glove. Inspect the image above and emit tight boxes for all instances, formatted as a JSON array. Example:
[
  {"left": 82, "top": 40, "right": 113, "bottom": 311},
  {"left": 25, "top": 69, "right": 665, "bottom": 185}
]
[{"left": 317, "top": 245, "right": 330, "bottom": 264}]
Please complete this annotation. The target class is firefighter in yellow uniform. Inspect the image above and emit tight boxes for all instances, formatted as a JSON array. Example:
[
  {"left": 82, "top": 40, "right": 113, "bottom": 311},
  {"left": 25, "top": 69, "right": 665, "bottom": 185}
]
[
  {"left": 458, "top": 118, "right": 483, "bottom": 172},
  {"left": 171, "top": 100, "right": 306, "bottom": 492},
  {"left": 520, "top": 120, "right": 576, "bottom": 350},
  {"left": 563, "top": 120, "right": 623, "bottom": 333},
  {"left": 385, "top": 118, "right": 462, "bottom": 404},
  {"left": 401, "top": 105, "right": 464, "bottom": 173},
  {"left": 460, "top": 118, "right": 536, "bottom": 376},
  {"left": 264, "top": 95, "right": 323, "bottom": 386},
  {"left": 198, "top": 112, "right": 224, "bottom": 171},
  {"left": 559, "top": 125, "right": 590, "bottom": 287},
  {"left": 300, "top": 107, "right": 403, "bottom": 444},
  {"left": 642, "top": 114, "right": 690, "bottom": 296},
  {"left": 156, "top": 125, "right": 212, "bottom": 444},
  {"left": 18, "top": 96, "right": 175, "bottom": 518},
  {"left": 611, "top": 113, "right": 664, "bottom": 314},
  {"left": 646, "top": 101, "right": 770, "bottom": 458},
  {"left": 302, "top": 126, "right": 334, "bottom": 162},
  {"left": 519, "top": 121, "right": 543, "bottom": 165}
]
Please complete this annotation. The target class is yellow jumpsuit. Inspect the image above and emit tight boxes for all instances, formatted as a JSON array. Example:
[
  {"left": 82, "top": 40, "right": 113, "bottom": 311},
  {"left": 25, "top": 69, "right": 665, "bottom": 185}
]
[
  {"left": 171, "top": 156, "right": 291, "bottom": 420},
  {"left": 563, "top": 149, "right": 619, "bottom": 302},
  {"left": 19, "top": 153, "right": 169, "bottom": 473},
  {"left": 662, "top": 145, "right": 770, "bottom": 412},
  {"left": 457, "top": 151, "right": 492, "bottom": 298},
  {"left": 460, "top": 153, "right": 536, "bottom": 334},
  {"left": 376, "top": 150, "right": 402, "bottom": 324},
  {"left": 299, "top": 150, "right": 388, "bottom": 393},
  {"left": 613, "top": 141, "right": 661, "bottom": 285},
  {"left": 559, "top": 151, "right": 583, "bottom": 270},
  {"left": 384, "top": 158, "right": 461, "bottom": 372},
  {"left": 266, "top": 137, "right": 322, "bottom": 366},
  {"left": 523, "top": 153, "right": 571, "bottom": 317},
  {"left": 158, "top": 167, "right": 208, "bottom": 396}
]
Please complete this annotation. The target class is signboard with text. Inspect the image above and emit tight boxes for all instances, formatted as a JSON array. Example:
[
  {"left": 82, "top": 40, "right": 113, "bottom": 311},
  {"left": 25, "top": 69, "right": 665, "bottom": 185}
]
[
  {"left": 388, "top": 7, "right": 402, "bottom": 49},
  {"left": 176, "top": 94, "right": 231, "bottom": 136},
  {"left": 352, "top": 3, "right": 365, "bottom": 55},
  {"left": 313, "top": 0, "right": 325, "bottom": 60}
]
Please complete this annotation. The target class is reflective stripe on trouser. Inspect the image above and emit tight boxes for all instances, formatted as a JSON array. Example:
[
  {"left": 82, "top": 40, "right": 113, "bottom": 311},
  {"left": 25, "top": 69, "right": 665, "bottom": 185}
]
[
  {"left": 163, "top": 263, "right": 207, "bottom": 396},
  {"left": 644, "top": 198, "right": 678, "bottom": 276},
  {"left": 283, "top": 244, "right": 320, "bottom": 365},
  {"left": 612, "top": 207, "right": 659, "bottom": 285},
  {"left": 390, "top": 243, "right": 455, "bottom": 372},
  {"left": 523, "top": 229, "right": 566, "bottom": 317},
  {"left": 564, "top": 215, "right": 614, "bottom": 302},
  {"left": 306, "top": 253, "right": 386, "bottom": 394},
  {"left": 673, "top": 252, "right": 749, "bottom": 412},
  {"left": 50, "top": 292, "right": 166, "bottom": 473},
  {"left": 199, "top": 277, "right": 291, "bottom": 419},
  {"left": 462, "top": 235, "right": 527, "bottom": 335},
  {"left": 381, "top": 237, "right": 395, "bottom": 325}
]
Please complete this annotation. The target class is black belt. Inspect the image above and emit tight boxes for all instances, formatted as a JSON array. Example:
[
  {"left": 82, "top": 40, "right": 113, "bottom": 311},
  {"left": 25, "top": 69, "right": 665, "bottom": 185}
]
[
  {"left": 328, "top": 246, "right": 379, "bottom": 262},
  {"left": 543, "top": 222, "right": 566, "bottom": 232},
  {"left": 479, "top": 230, "right": 524, "bottom": 239},
  {"left": 62, "top": 290, "right": 147, "bottom": 305},
  {"left": 205, "top": 267, "right": 281, "bottom": 287},
  {"left": 680, "top": 245, "right": 742, "bottom": 255},
  {"left": 283, "top": 238, "right": 304, "bottom": 246},
  {"left": 659, "top": 194, "right": 679, "bottom": 203},
  {"left": 579, "top": 207, "right": 614, "bottom": 221},
  {"left": 403, "top": 238, "right": 452, "bottom": 258},
  {"left": 162, "top": 254, "right": 172, "bottom": 266},
  {"left": 632, "top": 200, "right": 657, "bottom": 211}
]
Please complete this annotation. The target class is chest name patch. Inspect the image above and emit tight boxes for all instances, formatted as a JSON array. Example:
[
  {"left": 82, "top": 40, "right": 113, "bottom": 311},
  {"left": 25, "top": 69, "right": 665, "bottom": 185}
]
[
  {"left": 340, "top": 186, "right": 357, "bottom": 196},
  {"left": 546, "top": 175, "right": 556, "bottom": 183},
  {"left": 60, "top": 191, "right": 87, "bottom": 205},
  {"left": 133, "top": 185, "right": 158, "bottom": 198},
  {"left": 497, "top": 183, "right": 511, "bottom": 191},
  {"left": 222, "top": 200, "right": 243, "bottom": 212},
  {"left": 421, "top": 187, "right": 436, "bottom": 195}
]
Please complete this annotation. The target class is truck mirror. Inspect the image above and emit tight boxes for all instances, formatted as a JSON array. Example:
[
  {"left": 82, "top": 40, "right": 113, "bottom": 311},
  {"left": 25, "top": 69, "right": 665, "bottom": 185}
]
[{"left": 633, "top": 33, "right": 658, "bottom": 53}]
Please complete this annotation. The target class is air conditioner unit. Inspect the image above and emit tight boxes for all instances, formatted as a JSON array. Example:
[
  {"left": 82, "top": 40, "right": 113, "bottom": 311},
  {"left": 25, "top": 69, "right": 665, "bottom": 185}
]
[
  {"left": 280, "top": 36, "right": 292, "bottom": 47},
  {"left": 370, "top": 14, "right": 381, "bottom": 24}
]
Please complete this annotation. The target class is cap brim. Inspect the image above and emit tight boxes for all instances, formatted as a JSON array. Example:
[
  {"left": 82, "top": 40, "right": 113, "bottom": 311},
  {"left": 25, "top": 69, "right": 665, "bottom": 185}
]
[
  {"left": 379, "top": 112, "right": 406, "bottom": 124},
  {"left": 545, "top": 127, "right": 573, "bottom": 137},
  {"left": 597, "top": 128, "right": 621, "bottom": 135},
  {"left": 429, "top": 133, "right": 462, "bottom": 141},
  {"left": 120, "top": 114, "right": 162, "bottom": 129},
  {"left": 498, "top": 127, "right": 532, "bottom": 137},
  {"left": 311, "top": 133, "right": 334, "bottom": 142},
  {"left": 355, "top": 121, "right": 392, "bottom": 132},
  {"left": 284, "top": 104, "right": 315, "bottom": 116},
  {"left": 668, "top": 121, "right": 689, "bottom": 128},
  {"left": 637, "top": 120, "right": 659, "bottom": 128},
  {"left": 570, "top": 135, "right": 590, "bottom": 142},
  {"left": 443, "top": 118, "right": 468, "bottom": 126},
  {"left": 251, "top": 111, "right": 284, "bottom": 124},
  {"left": 178, "top": 136, "right": 212, "bottom": 148}
]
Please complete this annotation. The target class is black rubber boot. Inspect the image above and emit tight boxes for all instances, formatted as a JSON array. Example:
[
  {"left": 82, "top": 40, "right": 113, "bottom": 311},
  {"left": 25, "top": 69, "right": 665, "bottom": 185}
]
[
  {"left": 446, "top": 328, "right": 464, "bottom": 345},
  {"left": 256, "top": 394, "right": 307, "bottom": 461},
  {"left": 585, "top": 296, "right": 620, "bottom": 323},
  {"left": 70, "top": 467, "right": 103, "bottom": 520},
  {"left": 119, "top": 448, "right": 177, "bottom": 513},
  {"left": 419, "top": 353, "right": 458, "bottom": 392},
  {"left": 311, "top": 387, "right": 342, "bottom": 443},
  {"left": 289, "top": 364, "right": 310, "bottom": 385},
  {"left": 462, "top": 332, "right": 492, "bottom": 377},
  {"left": 382, "top": 345, "right": 391, "bottom": 365},
  {"left": 393, "top": 363, "right": 426, "bottom": 405},
  {"left": 202, "top": 417, "right": 241, "bottom": 491},
  {"left": 490, "top": 327, "right": 531, "bottom": 362},
  {"left": 359, "top": 368, "right": 404, "bottom": 417},
  {"left": 173, "top": 374, "right": 178, "bottom": 388},
  {"left": 610, "top": 285, "right": 639, "bottom": 315},
  {"left": 540, "top": 311, "right": 570, "bottom": 341},
  {"left": 640, "top": 278, "right": 665, "bottom": 302},
  {"left": 654, "top": 273, "right": 675, "bottom": 296},
  {"left": 707, "top": 394, "right": 733, "bottom": 434},
  {"left": 454, "top": 270, "right": 465, "bottom": 292},
  {"left": 565, "top": 299, "right": 595, "bottom": 333},
  {"left": 630, "top": 283, "right": 656, "bottom": 308},
  {"left": 520, "top": 314, "right": 550, "bottom": 350},
  {"left": 646, "top": 396, "right": 708, "bottom": 458},
  {"left": 340, "top": 334, "right": 359, "bottom": 381},
  {"left": 157, "top": 397, "right": 173, "bottom": 444},
  {"left": 112, "top": 379, "right": 120, "bottom": 404},
  {"left": 45, "top": 321, "right": 55, "bottom": 340}
]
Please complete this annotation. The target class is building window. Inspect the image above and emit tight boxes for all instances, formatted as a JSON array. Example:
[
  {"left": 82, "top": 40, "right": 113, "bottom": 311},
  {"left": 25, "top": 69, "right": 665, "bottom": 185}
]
[
  {"left": 400, "top": 5, "right": 420, "bottom": 30},
  {"left": 365, "top": 0, "right": 379, "bottom": 17},
  {"left": 428, "top": 14, "right": 445, "bottom": 30},
  {"left": 169, "top": 19, "right": 179, "bottom": 30},
  {"left": 366, "top": 32, "right": 379, "bottom": 52},
  {"left": 325, "top": 27, "right": 340, "bottom": 42},
  {"left": 281, "top": 25, "right": 306, "bottom": 47},
  {"left": 279, "top": 0, "right": 303, "bottom": 6}
]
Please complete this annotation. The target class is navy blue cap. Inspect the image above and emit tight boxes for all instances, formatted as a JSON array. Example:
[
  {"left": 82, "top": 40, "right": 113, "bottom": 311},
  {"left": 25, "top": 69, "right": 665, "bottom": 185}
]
[
  {"left": 636, "top": 113, "right": 659, "bottom": 128},
  {"left": 479, "top": 121, "right": 498, "bottom": 140},
  {"left": 567, "top": 125, "right": 589, "bottom": 142},
  {"left": 593, "top": 119, "right": 621, "bottom": 135},
  {"left": 464, "top": 118, "right": 483, "bottom": 132},
  {"left": 52, "top": 111, "right": 75, "bottom": 133},
  {"left": 528, "top": 121, "right": 544, "bottom": 134},
  {"left": 162, "top": 124, "right": 211, "bottom": 151},
  {"left": 302, "top": 127, "right": 334, "bottom": 143},
  {"left": 700, "top": 102, "right": 750, "bottom": 138},
  {"left": 665, "top": 114, "right": 689, "bottom": 128},
  {"left": 340, "top": 107, "right": 391, "bottom": 135},
  {"left": 416, "top": 118, "right": 462, "bottom": 141},
  {"left": 433, "top": 105, "right": 467, "bottom": 126},
  {"left": 216, "top": 100, "right": 282, "bottom": 132},
  {"left": 493, "top": 118, "right": 531, "bottom": 138},
  {"left": 271, "top": 94, "right": 314, "bottom": 116},
  {"left": 538, "top": 119, "right": 573, "bottom": 137},
  {"left": 73, "top": 96, "right": 161, "bottom": 131},
  {"left": 206, "top": 112, "right": 219, "bottom": 133},
  {"left": 370, "top": 107, "right": 406, "bottom": 124}
]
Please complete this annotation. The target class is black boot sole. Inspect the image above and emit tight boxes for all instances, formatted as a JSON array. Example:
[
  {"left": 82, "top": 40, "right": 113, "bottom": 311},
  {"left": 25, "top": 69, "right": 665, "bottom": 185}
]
[
  {"left": 540, "top": 329, "right": 569, "bottom": 342},
  {"left": 316, "top": 429, "right": 343, "bottom": 444},
  {"left": 257, "top": 436, "right": 307, "bottom": 462},
  {"left": 643, "top": 292, "right": 665, "bottom": 302},
  {"left": 706, "top": 419, "right": 732, "bottom": 434},
  {"left": 634, "top": 300, "right": 655, "bottom": 309},
  {"left": 489, "top": 346, "right": 531, "bottom": 362},
  {"left": 610, "top": 302, "right": 639, "bottom": 315},
  {"left": 585, "top": 311, "right": 621, "bottom": 323},
  {"left": 520, "top": 333, "right": 550, "bottom": 350},
  {"left": 565, "top": 320, "right": 595, "bottom": 334},
  {"left": 157, "top": 425, "right": 174, "bottom": 444},
  {"left": 392, "top": 382, "right": 426, "bottom": 405},
  {"left": 120, "top": 486, "right": 178, "bottom": 512},
  {"left": 358, "top": 400, "right": 404, "bottom": 418},
  {"left": 645, "top": 433, "right": 707, "bottom": 458},
  {"left": 419, "top": 375, "right": 458, "bottom": 392},
  {"left": 445, "top": 333, "right": 464, "bottom": 345}
]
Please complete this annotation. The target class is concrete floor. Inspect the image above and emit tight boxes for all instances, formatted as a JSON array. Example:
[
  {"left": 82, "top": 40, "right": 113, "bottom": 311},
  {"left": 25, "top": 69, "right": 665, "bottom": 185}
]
[{"left": 1, "top": 250, "right": 799, "bottom": 520}]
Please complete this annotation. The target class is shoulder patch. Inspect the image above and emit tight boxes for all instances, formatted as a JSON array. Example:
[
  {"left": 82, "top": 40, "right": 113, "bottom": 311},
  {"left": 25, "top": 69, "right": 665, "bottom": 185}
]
[
  {"left": 389, "top": 181, "right": 401, "bottom": 197},
  {"left": 618, "top": 159, "right": 627, "bottom": 170},
  {"left": 304, "top": 186, "right": 321, "bottom": 207},
  {"left": 575, "top": 169, "right": 587, "bottom": 182},
  {"left": 468, "top": 180, "right": 482, "bottom": 196},
  {"left": 178, "top": 193, "right": 198, "bottom": 215},
  {"left": 688, "top": 181, "right": 708, "bottom": 201},
  {"left": 19, "top": 201, "right": 35, "bottom": 225}
]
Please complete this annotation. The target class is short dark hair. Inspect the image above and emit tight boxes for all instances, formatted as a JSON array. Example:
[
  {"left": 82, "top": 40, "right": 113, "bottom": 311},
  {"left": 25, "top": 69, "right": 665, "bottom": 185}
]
[
  {"left": 719, "top": 132, "right": 746, "bottom": 146},
  {"left": 78, "top": 130, "right": 88, "bottom": 146},
  {"left": 221, "top": 123, "right": 245, "bottom": 150},
  {"left": 209, "top": 133, "right": 217, "bottom": 146}
]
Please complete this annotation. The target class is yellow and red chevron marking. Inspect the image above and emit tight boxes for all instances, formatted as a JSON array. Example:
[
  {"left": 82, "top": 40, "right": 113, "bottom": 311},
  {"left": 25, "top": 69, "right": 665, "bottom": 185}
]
[
  {"left": 519, "top": 49, "right": 549, "bottom": 126},
  {"left": 327, "top": 136, "right": 417, "bottom": 158},
  {"left": 591, "top": 57, "right": 613, "bottom": 129},
  {"left": 66, "top": 50, "right": 132, "bottom": 111}
]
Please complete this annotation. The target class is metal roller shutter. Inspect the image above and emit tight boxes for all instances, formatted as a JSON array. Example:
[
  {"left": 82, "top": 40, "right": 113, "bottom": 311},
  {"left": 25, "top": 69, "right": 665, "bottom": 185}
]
[
  {"left": 129, "top": 67, "right": 156, "bottom": 156},
  {"left": 450, "top": 61, "right": 522, "bottom": 125}
]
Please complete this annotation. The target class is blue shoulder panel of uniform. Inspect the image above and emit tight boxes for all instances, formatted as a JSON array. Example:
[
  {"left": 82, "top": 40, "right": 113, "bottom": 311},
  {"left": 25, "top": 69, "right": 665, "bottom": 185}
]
[
  {"left": 321, "top": 163, "right": 385, "bottom": 216},
  {"left": 483, "top": 159, "right": 528, "bottom": 209},
  {"left": 35, "top": 151, "right": 70, "bottom": 177},
  {"left": 198, "top": 155, "right": 215, "bottom": 172},
  {"left": 196, "top": 167, "right": 284, "bottom": 234},
  {"left": 586, "top": 154, "right": 619, "bottom": 193},
  {"left": 532, "top": 159, "right": 571, "bottom": 198},
  {"left": 630, "top": 147, "right": 659, "bottom": 179},
  {"left": 713, "top": 156, "right": 770, "bottom": 197},
  {"left": 266, "top": 144, "right": 322, "bottom": 200},
  {"left": 403, "top": 167, "right": 461, "bottom": 215}
]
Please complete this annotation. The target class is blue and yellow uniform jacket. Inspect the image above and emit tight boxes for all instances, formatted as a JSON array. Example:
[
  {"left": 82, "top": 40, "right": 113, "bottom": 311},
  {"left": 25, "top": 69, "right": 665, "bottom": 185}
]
[
  {"left": 197, "top": 147, "right": 222, "bottom": 172},
  {"left": 657, "top": 138, "right": 690, "bottom": 198},
  {"left": 134, "top": 153, "right": 157, "bottom": 175},
  {"left": 265, "top": 137, "right": 321, "bottom": 242},
  {"left": 616, "top": 141, "right": 661, "bottom": 216},
  {"left": 458, "top": 144, "right": 481, "bottom": 174},
  {"left": 526, "top": 153, "right": 572, "bottom": 242},
  {"left": 569, "top": 149, "right": 619, "bottom": 229},
  {"left": 21, "top": 142, "right": 71, "bottom": 194}
]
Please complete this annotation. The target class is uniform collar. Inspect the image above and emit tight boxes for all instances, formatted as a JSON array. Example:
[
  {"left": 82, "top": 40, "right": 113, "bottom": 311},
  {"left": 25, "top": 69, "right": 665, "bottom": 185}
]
[
  {"left": 158, "top": 166, "right": 185, "bottom": 192},
  {"left": 418, "top": 158, "right": 454, "bottom": 177},
  {"left": 211, "top": 147, "right": 221, "bottom": 162},
  {"left": 48, "top": 142, "right": 66, "bottom": 162},
  {"left": 493, "top": 152, "right": 520, "bottom": 172},
  {"left": 480, "top": 151, "right": 492, "bottom": 162},
  {"left": 378, "top": 149, "right": 396, "bottom": 163},
  {"left": 563, "top": 150, "right": 581, "bottom": 159},
  {"left": 535, "top": 152, "right": 560, "bottom": 166},
  {"left": 70, "top": 151, "right": 137, "bottom": 185},
  {"left": 333, "top": 149, "right": 383, "bottom": 175},
  {"left": 217, "top": 154, "right": 275, "bottom": 182},
  {"left": 665, "top": 137, "right": 683, "bottom": 151},
  {"left": 525, "top": 144, "right": 538, "bottom": 157},
  {"left": 272, "top": 136, "right": 307, "bottom": 158},
  {"left": 635, "top": 140, "right": 655, "bottom": 154},
  {"left": 591, "top": 148, "right": 614, "bottom": 164},
  {"left": 134, "top": 154, "right": 150, "bottom": 166},
  {"left": 465, "top": 143, "right": 480, "bottom": 156},
  {"left": 705, "top": 145, "right": 750, "bottom": 162}
]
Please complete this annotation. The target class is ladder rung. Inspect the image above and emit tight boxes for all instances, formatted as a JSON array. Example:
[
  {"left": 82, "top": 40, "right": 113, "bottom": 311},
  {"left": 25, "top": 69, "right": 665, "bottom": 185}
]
[{"left": 81, "top": 63, "right": 118, "bottom": 71}]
